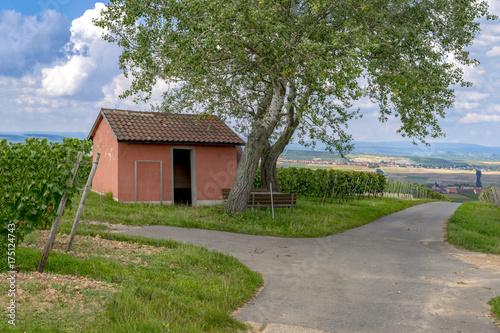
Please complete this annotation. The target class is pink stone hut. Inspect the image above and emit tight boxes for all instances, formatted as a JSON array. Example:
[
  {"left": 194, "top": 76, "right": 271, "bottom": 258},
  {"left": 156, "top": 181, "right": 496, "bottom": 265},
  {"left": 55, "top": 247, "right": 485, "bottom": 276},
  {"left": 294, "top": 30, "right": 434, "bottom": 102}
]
[{"left": 87, "top": 108, "right": 244, "bottom": 205}]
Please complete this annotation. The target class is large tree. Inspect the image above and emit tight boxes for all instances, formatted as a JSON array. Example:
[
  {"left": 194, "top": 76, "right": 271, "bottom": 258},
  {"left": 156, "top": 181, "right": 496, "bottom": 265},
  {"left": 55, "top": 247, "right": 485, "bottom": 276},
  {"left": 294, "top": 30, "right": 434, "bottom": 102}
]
[{"left": 96, "top": 0, "right": 493, "bottom": 212}]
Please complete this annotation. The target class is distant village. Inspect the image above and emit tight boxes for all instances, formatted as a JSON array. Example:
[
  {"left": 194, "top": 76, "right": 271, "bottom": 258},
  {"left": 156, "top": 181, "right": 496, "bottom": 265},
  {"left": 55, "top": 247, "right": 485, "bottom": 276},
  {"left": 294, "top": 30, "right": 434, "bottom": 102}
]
[
  {"left": 277, "top": 157, "right": 500, "bottom": 172},
  {"left": 430, "top": 183, "right": 483, "bottom": 195},
  {"left": 277, "top": 157, "right": 495, "bottom": 195}
]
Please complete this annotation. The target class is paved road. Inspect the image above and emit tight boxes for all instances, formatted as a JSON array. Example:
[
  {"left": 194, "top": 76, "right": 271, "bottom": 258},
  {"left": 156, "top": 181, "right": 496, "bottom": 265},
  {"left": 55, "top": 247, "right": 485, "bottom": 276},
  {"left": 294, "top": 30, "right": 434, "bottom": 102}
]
[{"left": 121, "top": 202, "right": 500, "bottom": 332}]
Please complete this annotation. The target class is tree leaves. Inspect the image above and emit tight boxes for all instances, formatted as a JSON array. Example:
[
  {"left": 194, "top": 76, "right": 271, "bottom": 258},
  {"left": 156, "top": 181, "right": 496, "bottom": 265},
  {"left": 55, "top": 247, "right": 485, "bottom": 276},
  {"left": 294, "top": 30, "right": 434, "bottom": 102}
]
[{"left": 95, "top": 0, "right": 493, "bottom": 211}]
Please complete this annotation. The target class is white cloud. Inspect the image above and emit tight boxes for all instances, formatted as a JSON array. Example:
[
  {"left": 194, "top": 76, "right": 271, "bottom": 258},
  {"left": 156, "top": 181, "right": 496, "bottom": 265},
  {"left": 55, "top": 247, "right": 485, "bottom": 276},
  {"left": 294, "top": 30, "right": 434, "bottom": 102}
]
[
  {"left": 454, "top": 102, "right": 480, "bottom": 109},
  {"left": 457, "top": 91, "right": 490, "bottom": 101},
  {"left": 488, "top": 104, "right": 500, "bottom": 113},
  {"left": 0, "top": 9, "right": 70, "bottom": 77},
  {"left": 41, "top": 2, "right": 122, "bottom": 100},
  {"left": 42, "top": 55, "right": 96, "bottom": 96},
  {"left": 460, "top": 113, "right": 500, "bottom": 123},
  {"left": 488, "top": 25, "right": 500, "bottom": 34},
  {"left": 486, "top": 46, "right": 500, "bottom": 57},
  {"left": 473, "top": 34, "right": 500, "bottom": 47},
  {"left": 99, "top": 74, "right": 175, "bottom": 110},
  {"left": 487, "top": 0, "right": 500, "bottom": 16},
  {"left": 99, "top": 74, "right": 137, "bottom": 109},
  {"left": 447, "top": 53, "right": 485, "bottom": 85}
]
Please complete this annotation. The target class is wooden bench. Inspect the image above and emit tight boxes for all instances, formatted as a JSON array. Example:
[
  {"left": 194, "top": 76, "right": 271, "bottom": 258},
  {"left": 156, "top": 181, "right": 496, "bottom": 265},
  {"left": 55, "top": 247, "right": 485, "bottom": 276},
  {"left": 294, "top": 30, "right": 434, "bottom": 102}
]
[{"left": 221, "top": 189, "right": 297, "bottom": 213}]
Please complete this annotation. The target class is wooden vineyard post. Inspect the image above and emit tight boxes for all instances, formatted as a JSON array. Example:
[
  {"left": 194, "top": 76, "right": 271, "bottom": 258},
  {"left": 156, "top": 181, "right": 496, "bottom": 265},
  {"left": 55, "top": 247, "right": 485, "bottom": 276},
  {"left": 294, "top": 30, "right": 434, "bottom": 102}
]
[
  {"left": 270, "top": 183, "right": 275, "bottom": 219},
  {"left": 38, "top": 152, "right": 84, "bottom": 273},
  {"left": 491, "top": 186, "right": 499, "bottom": 206},
  {"left": 66, "top": 153, "right": 100, "bottom": 252}
]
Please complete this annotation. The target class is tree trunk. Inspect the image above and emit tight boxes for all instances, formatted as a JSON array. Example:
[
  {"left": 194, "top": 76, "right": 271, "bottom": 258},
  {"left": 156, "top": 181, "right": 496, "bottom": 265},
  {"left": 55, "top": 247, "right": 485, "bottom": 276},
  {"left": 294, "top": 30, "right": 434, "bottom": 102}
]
[
  {"left": 225, "top": 81, "right": 287, "bottom": 213},
  {"left": 224, "top": 131, "right": 267, "bottom": 212},
  {"left": 260, "top": 81, "right": 301, "bottom": 192},
  {"left": 260, "top": 141, "right": 280, "bottom": 192}
]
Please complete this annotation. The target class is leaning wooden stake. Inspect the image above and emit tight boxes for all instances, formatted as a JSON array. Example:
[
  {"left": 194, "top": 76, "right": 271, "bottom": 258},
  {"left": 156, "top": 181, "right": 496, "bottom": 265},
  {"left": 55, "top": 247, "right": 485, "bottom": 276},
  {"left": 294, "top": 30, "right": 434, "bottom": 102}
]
[
  {"left": 38, "top": 152, "right": 84, "bottom": 273},
  {"left": 66, "top": 153, "right": 100, "bottom": 252}
]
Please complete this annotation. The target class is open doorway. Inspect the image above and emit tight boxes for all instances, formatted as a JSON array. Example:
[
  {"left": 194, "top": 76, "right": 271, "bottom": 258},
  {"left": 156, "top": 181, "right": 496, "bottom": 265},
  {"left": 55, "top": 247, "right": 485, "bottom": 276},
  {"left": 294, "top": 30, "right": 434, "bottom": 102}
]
[{"left": 173, "top": 149, "right": 193, "bottom": 204}]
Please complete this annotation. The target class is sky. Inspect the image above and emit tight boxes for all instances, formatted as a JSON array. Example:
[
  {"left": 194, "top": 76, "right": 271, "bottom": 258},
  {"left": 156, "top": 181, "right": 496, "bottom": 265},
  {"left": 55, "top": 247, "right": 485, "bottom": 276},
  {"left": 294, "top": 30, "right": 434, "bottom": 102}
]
[{"left": 0, "top": 0, "right": 499, "bottom": 148}]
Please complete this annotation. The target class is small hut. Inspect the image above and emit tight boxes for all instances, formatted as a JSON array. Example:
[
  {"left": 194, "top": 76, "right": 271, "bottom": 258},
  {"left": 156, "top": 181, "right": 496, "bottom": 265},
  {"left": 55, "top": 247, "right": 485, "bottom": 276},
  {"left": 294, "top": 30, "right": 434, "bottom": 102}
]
[{"left": 87, "top": 108, "right": 244, "bottom": 205}]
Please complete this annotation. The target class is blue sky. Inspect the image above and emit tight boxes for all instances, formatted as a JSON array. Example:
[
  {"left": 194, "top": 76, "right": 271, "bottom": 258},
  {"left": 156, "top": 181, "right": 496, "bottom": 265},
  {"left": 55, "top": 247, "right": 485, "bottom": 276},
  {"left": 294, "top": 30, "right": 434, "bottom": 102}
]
[{"left": 1, "top": 1, "right": 499, "bottom": 147}]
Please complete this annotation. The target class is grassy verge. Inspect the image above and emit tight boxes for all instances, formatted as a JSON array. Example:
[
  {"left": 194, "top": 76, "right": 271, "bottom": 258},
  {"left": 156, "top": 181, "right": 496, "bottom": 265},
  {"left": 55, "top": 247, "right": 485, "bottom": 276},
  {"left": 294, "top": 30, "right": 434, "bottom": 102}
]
[
  {"left": 60, "top": 192, "right": 432, "bottom": 238},
  {"left": 447, "top": 201, "right": 500, "bottom": 327},
  {"left": 447, "top": 201, "right": 500, "bottom": 254},
  {"left": 490, "top": 297, "right": 500, "bottom": 325},
  {"left": 1, "top": 231, "right": 262, "bottom": 332}
]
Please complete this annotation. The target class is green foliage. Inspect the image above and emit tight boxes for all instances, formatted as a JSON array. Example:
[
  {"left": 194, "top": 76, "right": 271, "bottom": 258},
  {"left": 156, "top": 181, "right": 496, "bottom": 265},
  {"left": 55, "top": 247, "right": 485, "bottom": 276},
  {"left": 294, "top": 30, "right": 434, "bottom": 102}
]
[
  {"left": 96, "top": 0, "right": 494, "bottom": 145},
  {"left": 447, "top": 201, "right": 500, "bottom": 254},
  {"left": 489, "top": 297, "right": 500, "bottom": 323},
  {"left": 254, "top": 167, "right": 385, "bottom": 198},
  {"left": 0, "top": 138, "right": 92, "bottom": 270}
]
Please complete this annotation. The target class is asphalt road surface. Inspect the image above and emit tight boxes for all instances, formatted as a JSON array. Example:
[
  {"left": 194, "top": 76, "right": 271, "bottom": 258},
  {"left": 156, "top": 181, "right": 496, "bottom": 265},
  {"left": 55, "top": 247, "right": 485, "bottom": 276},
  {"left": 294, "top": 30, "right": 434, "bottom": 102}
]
[{"left": 122, "top": 202, "right": 500, "bottom": 332}]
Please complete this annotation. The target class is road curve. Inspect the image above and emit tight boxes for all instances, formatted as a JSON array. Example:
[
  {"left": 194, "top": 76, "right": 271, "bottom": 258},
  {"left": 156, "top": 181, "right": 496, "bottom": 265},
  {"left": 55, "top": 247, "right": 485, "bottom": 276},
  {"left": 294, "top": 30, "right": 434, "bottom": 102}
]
[{"left": 121, "top": 202, "right": 500, "bottom": 332}]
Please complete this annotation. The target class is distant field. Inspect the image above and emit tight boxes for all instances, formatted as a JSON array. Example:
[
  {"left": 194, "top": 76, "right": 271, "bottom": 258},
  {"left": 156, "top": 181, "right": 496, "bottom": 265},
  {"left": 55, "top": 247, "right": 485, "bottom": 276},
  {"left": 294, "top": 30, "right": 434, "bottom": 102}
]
[
  {"left": 443, "top": 193, "right": 479, "bottom": 203},
  {"left": 386, "top": 170, "right": 500, "bottom": 187},
  {"left": 278, "top": 162, "right": 500, "bottom": 187},
  {"left": 279, "top": 162, "right": 375, "bottom": 172}
]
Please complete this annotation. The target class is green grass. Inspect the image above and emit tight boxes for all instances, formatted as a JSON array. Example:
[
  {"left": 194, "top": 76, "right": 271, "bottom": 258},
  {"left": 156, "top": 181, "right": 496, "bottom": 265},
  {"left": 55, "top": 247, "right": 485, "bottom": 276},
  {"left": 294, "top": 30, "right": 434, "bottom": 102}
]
[
  {"left": 60, "top": 192, "right": 432, "bottom": 238},
  {"left": 447, "top": 201, "right": 500, "bottom": 328},
  {"left": 490, "top": 297, "right": 500, "bottom": 325},
  {"left": 447, "top": 201, "right": 500, "bottom": 254},
  {"left": 2, "top": 233, "right": 262, "bottom": 332}
]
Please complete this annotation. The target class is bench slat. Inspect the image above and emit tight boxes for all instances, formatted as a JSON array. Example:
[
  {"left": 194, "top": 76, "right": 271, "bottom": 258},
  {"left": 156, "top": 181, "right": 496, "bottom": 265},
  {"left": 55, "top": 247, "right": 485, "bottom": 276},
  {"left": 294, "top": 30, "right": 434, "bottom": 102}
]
[{"left": 220, "top": 188, "right": 297, "bottom": 213}]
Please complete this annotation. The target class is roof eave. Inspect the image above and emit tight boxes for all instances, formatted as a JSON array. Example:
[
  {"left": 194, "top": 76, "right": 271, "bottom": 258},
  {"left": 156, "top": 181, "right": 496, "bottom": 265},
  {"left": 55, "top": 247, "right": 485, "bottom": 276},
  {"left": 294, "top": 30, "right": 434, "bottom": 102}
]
[
  {"left": 118, "top": 140, "right": 245, "bottom": 146},
  {"left": 87, "top": 108, "right": 119, "bottom": 142},
  {"left": 87, "top": 111, "right": 103, "bottom": 141}
]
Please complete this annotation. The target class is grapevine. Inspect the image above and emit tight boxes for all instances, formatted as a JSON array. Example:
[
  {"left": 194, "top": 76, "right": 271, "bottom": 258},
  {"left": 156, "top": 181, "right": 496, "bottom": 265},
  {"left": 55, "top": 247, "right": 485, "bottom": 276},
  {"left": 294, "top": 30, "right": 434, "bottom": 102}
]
[{"left": 0, "top": 138, "right": 92, "bottom": 270}]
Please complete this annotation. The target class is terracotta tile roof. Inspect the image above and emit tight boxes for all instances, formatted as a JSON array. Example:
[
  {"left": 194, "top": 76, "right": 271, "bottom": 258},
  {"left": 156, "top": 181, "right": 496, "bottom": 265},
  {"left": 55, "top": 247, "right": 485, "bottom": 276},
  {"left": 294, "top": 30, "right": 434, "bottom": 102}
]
[{"left": 88, "top": 108, "right": 245, "bottom": 146}]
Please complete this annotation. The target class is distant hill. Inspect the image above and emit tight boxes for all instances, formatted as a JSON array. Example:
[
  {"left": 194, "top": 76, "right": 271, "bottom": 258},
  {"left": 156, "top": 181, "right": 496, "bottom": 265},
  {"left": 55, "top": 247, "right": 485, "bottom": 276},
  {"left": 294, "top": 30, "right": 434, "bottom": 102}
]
[
  {"left": 0, "top": 132, "right": 88, "bottom": 143},
  {"left": 284, "top": 141, "right": 500, "bottom": 161}
]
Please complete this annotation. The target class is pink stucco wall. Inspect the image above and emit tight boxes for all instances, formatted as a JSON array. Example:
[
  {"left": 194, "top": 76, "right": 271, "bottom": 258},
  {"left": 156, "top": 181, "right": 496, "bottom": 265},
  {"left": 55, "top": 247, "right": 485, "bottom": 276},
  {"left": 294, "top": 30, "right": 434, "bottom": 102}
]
[
  {"left": 91, "top": 119, "right": 119, "bottom": 198},
  {"left": 117, "top": 142, "right": 172, "bottom": 202},
  {"left": 91, "top": 118, "right": 239, "bottom": 204},
  {"left": 195, "top": 146, "right": 238, "bottom": 202}
]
